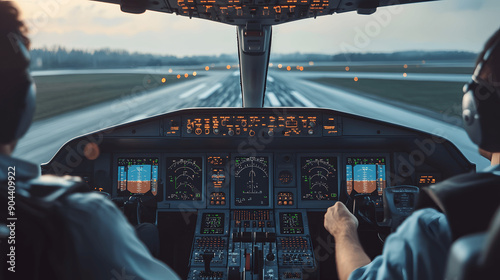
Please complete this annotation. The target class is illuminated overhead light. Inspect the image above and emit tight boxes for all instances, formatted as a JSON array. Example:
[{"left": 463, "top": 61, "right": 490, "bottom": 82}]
[
  {"left": 161, "top": 77, "right": 166, "bottom": 83},
  {"left": 286, "top": 66, "right": 291, "bottom": 71},
  {"left": 278, "top": 64, "right": 283, "bottom": 69},
  {"left": 205, "top": 66, "right": 210, "bottom": 71},
  {"left": 404, "top": 64, "right": 408, "bottom": 69},
  {"left": 168, "top": 68, "right": 173, "bottom": 73},
  {"left": 226, "top": 65, "right": 231, "bottom": 70},
  {"left": 354, "top": 77, "right": 359, "bottom": 82},
  {"left": 184, "top": 73, "right": 189, "bottom": 78},
  {"left": 177, "top": 74, "right": 181, "bottom": 79},
  {"left": 403, "top": 73, "right": 407, "bottom": 77},
  {"left": 345, "top": 66, "right": 350, "bottom": 71},
  {"left": 193, "top": 71, "right": 197, "bottom": 76},
  {"left": 309, "top": 61, "right": 314, "bottom": 66}
]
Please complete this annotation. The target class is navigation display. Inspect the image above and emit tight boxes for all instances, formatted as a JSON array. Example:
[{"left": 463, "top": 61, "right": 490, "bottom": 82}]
[
  {"left": 233, "top": 156, "right": 270, "bottom": 206},
  {"left": 166, "top": 157, "right": 203, "bottom": 200},
  {"left": 300, "top": 157, "right": 338, "bottom": 200},
  {"left": 346, "top": 157, "right": 386, "bottom": 196},
  {"left": 200, "top": 213, "right": 225, "bottom": 234},
  {"left": 280, "top": 212, "right": 304, "bottom": 234},
  {"left": 117, "top": 158, "right": 159, "bottom": 196}
]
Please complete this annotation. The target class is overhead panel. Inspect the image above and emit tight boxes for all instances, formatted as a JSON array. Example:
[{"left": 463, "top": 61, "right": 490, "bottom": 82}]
[{"left": 93, "top": 0, "right": 435, "bottom": 25}]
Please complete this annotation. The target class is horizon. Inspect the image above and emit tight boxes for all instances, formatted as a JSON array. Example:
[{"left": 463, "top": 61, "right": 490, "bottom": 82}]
[{"left": 30, "top": 46, "right": 479, "bottom": 58}]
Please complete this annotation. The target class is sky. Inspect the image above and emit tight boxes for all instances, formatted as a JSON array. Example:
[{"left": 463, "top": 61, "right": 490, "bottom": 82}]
[{"left": 15, "top": 0, "right": 500, "bottom": 56}]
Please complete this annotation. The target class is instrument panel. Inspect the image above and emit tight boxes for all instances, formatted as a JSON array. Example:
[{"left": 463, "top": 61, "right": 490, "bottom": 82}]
[
  {"left": 111, "top": 153, "right": 392, "bottom": 209},
  {"left": 42, "top": 108, "right": 474, "bottom": 280}
]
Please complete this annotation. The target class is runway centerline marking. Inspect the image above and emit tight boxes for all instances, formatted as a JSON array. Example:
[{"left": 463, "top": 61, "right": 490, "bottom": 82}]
[
  {"left": 179, "top": 83, "right": 207, "bottom": 99},
  {"left": 291, "top": 91, "right": 317, "bottom": 107},
  {"left": 267, "top": 92, "right": 281, "bottom": 107},
  {"left": 198, "top": 83, "right": 223, "bottom": 100}
]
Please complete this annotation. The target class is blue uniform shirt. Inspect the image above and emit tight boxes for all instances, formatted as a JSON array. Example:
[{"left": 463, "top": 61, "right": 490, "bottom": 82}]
[
  {"left": 0, "top": 154, "right": 181, "bottom": 279},
  {"left": 349, "top": 208, "right": 452, "bottom": 280}
]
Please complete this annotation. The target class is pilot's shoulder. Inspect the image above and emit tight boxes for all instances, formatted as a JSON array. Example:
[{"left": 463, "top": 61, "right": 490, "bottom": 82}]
[
  {"left": 30, "top": 174, "right": 115, "bottom": 212},
  {"left": 399, "top": 208, "right": 450, "bottom": 238}
]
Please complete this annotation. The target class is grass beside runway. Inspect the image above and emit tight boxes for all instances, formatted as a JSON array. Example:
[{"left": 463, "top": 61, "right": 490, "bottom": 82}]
[
  {"left": 310, "top": 78, "right": 465, "bottom": 118},
  {"left": 33, "top": 73, "right": 199, "bottom": 121},
  {"left": 275, "top": 65, "right": 474, "bottom": 74}
]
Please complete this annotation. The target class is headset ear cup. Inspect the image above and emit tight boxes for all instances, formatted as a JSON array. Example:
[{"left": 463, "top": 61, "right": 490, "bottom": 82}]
[
  {"left": 13, "top": 82, "right": 36, "bottom": 140},
  {"left": 0, "top": 32, "right": 35, "bottom": 144},
  {"left": 462, "top": 90, "right": 482, "bottom": 146}
]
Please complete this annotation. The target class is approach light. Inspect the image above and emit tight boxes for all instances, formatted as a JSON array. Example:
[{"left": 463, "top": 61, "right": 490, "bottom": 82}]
[
  {"left": 278, "top": 64, "right": 282, "bottom": 69},
  {"left": 184, "top": 73, "right": 189, "bottom": 78},
  {"left": 205, "top": 66, "right": 210, "bottom": 71},
  {"left": 345, "top": 67, "right": 350, "bottom": 71},
  {"left": 354, "top": 77, "right": 359, "bottom": 82},
  {"left": 296, "top": 65, "right": 300, "bottom": 70},
  {"left": 299, "top": 67, "right": 304, "bottom": 71},
  {"left": 269, "top": 63, "right": 273, "bottom": 67},
  {"left": 193, "top": 71, "right": 197, "bottom": 76},
  {"left": 403, "top": 73, "right": 407, "bottom": 77},
  {"left": 286, "top": 66, "right": 291, "bottom": 71},
  {"left": 177, "top": 74, "right": 181, "bottom": 79},
  {"left": 168, "top": 69, "right": 173, "bottom": 73},
  {"left": 404, "top": 64, "right": 408, "bottom": 69},
  {"left": 309, "top": 61, "right": 314, "bottom": 66},
  {"left": 161, "top": 77, "right": 166, "bottom": 83},
  {"left": 227, "top": 65, "right": 231, "bottom": 70}
]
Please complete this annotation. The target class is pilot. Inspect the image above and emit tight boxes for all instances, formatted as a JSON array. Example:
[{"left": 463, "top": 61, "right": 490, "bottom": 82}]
[
  {"left": 324, "top": 28, "right": 500, "bottom": 280},
  {"left": 0, "top": 2, "right": 180, "bottom": 279}
]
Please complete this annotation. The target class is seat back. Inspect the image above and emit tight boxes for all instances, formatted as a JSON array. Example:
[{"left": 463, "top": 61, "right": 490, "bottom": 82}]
[{"left": 445, "top": 207, "right": 500, "bottom": 280}]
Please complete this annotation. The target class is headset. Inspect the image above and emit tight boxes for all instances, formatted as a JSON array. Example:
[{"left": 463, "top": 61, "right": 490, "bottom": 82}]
[
  {"left": 0, "top": 32, "right": 36, "bottom": 144},
  {"left": 462, "top": 38, "right": 500, "bottom": 152}
]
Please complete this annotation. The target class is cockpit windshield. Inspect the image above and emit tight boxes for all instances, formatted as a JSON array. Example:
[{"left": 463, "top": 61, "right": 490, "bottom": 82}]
[{"left": 14, "top": 0, "right": 499, "bottom": 169}]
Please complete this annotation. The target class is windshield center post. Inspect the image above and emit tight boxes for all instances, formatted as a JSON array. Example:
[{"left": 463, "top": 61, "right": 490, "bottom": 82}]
[{"left": 237, "top": 23, "right": 272, "bottom": 108}]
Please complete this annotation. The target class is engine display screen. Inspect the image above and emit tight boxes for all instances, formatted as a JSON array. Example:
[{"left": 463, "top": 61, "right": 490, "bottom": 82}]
[
  {"left": 200, "top": 213, "right": 225, "bottom": 234},
  {"left": 279, "top": 213, "right": 304, "bottom": 234},
  {"left": 417, "top": 174, "right": 440, "bottom": 187},
  {"left": 300, "top": 157, "right": 338, "bottom": 200},
  {"left": 233, "top": 156, "right": 270, "bottom": 206},
  {"left": 117, "top": 158, "right": 159, "bottom": 196},
  {"left": 166, "top": 157, "right": 203, "bottom": 200},
  {"left": 346, "top": 157, "right": 386, "bottom": 196}
]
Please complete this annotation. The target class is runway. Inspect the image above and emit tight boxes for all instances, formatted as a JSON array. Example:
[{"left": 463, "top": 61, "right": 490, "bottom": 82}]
[{"left": 14, "top": 68, "right": 489, "bottom": 170}]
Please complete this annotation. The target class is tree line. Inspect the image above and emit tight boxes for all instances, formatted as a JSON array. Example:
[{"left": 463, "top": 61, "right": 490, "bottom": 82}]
[{"left": 29, "top": 47, "right": 477, "bottom": 70}]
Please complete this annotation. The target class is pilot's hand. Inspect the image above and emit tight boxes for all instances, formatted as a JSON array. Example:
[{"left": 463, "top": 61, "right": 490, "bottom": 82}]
[
  {"left": 479, "top": 148, "right": 492, "bottom": 161},
  {"left": 324, "top": 202, "right": 358, "bottom": 238}
]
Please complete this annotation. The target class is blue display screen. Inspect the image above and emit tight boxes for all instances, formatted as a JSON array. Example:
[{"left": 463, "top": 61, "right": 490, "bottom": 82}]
[
  {"left": 346, "top": 157, "right": 386, "bottom": 196},
  {"left": 118, "top": 158, "right": 159, "bottom": 196}
]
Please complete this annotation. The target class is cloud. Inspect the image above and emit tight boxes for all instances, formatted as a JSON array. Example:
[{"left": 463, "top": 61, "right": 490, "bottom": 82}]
[{"left": 15, "top": 0, "right": 500, "bottom": 55}]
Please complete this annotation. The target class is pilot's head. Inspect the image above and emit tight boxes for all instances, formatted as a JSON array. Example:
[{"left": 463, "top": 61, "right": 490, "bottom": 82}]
[
  {"left": 0, "top": 1, "right": 35, "bottom": 155},
  {"left": 462, "top": 28, "right": 500, "bottom": 164}
]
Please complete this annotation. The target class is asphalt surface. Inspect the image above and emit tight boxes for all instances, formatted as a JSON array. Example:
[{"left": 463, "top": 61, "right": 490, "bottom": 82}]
[{"left": 14, "top": 69, "right": 489, "bottom": 170}]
